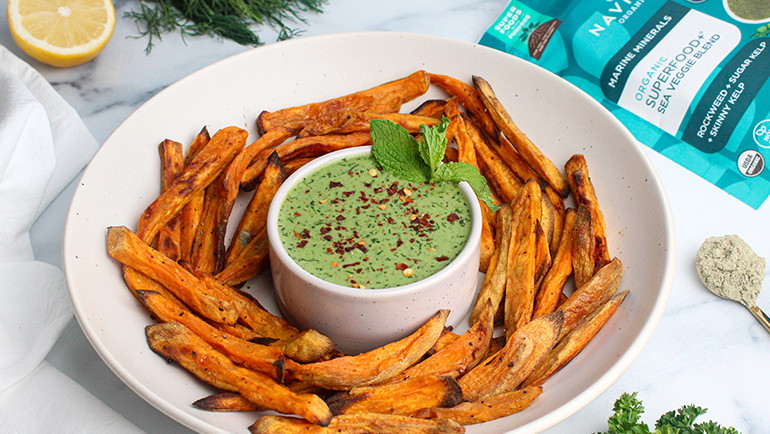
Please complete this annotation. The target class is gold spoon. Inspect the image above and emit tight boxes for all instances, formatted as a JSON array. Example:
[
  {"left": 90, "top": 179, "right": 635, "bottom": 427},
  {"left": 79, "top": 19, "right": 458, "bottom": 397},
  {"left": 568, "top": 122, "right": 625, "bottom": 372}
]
[{"left": 696, "top": 235, "right": 770, "bottom": 334}]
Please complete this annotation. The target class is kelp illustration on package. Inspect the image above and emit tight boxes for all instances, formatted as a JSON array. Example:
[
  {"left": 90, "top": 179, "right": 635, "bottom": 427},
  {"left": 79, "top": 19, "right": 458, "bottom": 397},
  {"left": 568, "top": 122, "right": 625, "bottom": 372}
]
[{"left": 481, "top": 0, "right": 770, "bottom": 209}]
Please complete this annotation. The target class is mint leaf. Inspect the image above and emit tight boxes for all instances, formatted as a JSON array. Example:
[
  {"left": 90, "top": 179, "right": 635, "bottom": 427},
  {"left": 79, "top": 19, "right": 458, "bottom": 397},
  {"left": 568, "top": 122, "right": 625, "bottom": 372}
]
[
  {"left": 433, "top": 162, "right": 499, "bottom": 211},
  {"left": 417, "top": 116, "right": 450, "bottom": 175},
  {"left": 370, "top": 119, "right": 430, "bottom": 183}
]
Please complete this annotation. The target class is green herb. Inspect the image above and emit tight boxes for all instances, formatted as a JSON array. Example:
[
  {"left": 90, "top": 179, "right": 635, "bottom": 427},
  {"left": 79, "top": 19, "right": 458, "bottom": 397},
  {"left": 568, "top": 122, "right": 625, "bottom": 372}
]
[
  {"left": 124, "top": 0, "right": 326, "bottom": 53},
  {"left": 600, "top": 392, "right": 740, "bottom": 434},
  {"left": 370, "top": 118, "right": 499, "bottom": 211}
]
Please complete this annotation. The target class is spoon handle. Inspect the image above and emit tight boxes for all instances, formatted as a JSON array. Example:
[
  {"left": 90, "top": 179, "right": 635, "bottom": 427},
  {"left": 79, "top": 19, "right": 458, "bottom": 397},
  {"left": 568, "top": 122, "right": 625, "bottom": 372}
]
[{"left": 748, "top": 305, "right": 770, "bottom": 334}]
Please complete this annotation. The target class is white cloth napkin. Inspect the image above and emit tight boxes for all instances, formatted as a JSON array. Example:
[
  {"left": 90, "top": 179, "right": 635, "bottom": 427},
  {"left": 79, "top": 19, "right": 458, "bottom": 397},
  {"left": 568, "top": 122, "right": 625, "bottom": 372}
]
[{"left": 0, "top": 45, "right": 139, "bottom": 432}]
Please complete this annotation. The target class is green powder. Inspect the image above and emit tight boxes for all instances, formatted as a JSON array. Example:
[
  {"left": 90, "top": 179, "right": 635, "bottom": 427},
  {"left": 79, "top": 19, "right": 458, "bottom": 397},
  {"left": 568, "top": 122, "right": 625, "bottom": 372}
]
[{"left": 695, "top": 235, "right": 765, "bottom": 307}]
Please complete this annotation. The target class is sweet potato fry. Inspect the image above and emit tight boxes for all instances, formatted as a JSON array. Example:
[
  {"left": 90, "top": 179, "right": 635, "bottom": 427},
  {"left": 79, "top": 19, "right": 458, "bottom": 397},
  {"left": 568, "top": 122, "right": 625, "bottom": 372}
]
[
  {"left": 137, "top": 126, "right": 248, "bottom": 244},
  {"left": 457, "top": 311, "right": 563, "bottom": 402},
  {"left": 280, "top": 329, "right": 337, "bottom": 364},
  {"left": 410, "top": 99, "right": 448, "bottom": 118},
  {"left": 533, "top": 208, "right": 576, "bottom": 318},
  {"left": 189, "top": 177, "right": 228, "bottom": 273},
  {"left": 216, "top": 228, "right": 269, "bottom": 287},
  {"left": 288, "top": 310, "right": 449, "bottom": 390},
  {"left": 156, "top": 139, "right": 184, "bottom": 260},
  {"left": 478, "top": 200, "right": 496, "bottom": 273},
  {"left": 572, "top": 204, "right": 596, "bottom": 289},
  {"left": 533, "top": 222, "right": 552, "bottom": 290},
  {"left": 227, "top": 151, "right": 287, "bottom": 265},
  {"left": 473, "top": 75, "right": 569, "bottom": 197},
  {"left": 473, "top": 132, "right": 522, "bottom": 204},
  {"left": 298, "top": 111, "right": 439, "bottom": 137},
  {"left": 146, "top": 322, "right": 332, "bottom": 426},
  {"left": 444, "top": 99, "right": 477, "bottom": 168},
  {"left": 495, "top": 132, "right": 540, "bottom": 184},
  {"left": 543, "top": 184, "right": 566, "bottom": 252},
  {"left": 469, "top": 204, "right": 512, "bottom": 325},
  {"left": 557, "top": 257, "right": 622, "bottom": 339},
  {"left": 107, "top": 226, "right": 240, "bottom": 325},
  {"left": 258, "top": 71, "right": 431, "bottom": 133},
  {"left": 327, "top": 375, "right": 462, "bottom": 417},
  {"left": 524, "top": 290, "right": 629, "bottom": 388},
  {"left": 241, "top": 132, "right": 371, "bottom": 190},
  {"left": 383, "top": 300, "right": 494, "bottom": 385},
  {"left": 429, "top": 72, "right": 497, "bottom": 138},
  {"left": 250, "top": 413, "right": 465, "bottom": 434},
  {"left": 565, "top": 154, "right": 611, "bottom": 271},
  {"left": 282, "top": 156, "right": 315, "bottom": 176},
  {"left": 505, "top": 180, "right": 541, "bottom": 337},
  {"left": 412, "top": 385, "right": 542, "bottom": 425},
  {"left": 178, "top": 127, "right": 211, "bottom": 262},
  {"left": 195, "top": 380, "right": 330, "bottom": 412},
  {"left": 136, "top": 290, "right": 285, "bottom": 379}
]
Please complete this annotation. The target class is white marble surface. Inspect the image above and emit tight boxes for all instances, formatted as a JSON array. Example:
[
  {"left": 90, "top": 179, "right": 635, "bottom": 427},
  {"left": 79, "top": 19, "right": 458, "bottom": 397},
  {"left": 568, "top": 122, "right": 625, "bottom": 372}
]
[{"left": 2, "top": 0, "right": 769, "bottom": 432}]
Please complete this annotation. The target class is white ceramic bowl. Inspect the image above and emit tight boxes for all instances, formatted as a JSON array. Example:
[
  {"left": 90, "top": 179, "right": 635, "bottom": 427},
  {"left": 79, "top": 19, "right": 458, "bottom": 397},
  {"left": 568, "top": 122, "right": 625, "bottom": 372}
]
[
  {"left": 63, "top": 32, "right": 675, "bottom": 433},
  {"left": 267, "top": 146, "right": 482, "bottom": 354}
]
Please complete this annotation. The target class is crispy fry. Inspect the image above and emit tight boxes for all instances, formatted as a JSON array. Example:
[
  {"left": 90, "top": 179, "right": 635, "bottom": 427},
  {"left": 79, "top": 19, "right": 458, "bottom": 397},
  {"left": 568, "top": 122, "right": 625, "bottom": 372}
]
[
  {"left": 410, "top": 99, "right": 448, "bottom": 118},
  {"left": 146, "top": 322, "right": 332, "bottom": 426},
  {"left": 457, "top": 311, "right": 563, "bottom": 402},
  {"left": 299, "top": 111, "right": 439, "bottom": 137},
  {"left": 572, "top": 204, "right": 596, "bottom": 288},
  {"left": 258, "top": 71, "right": 431, "bottom": 133},
  {"left": 328, "top": 375, "right": 462, "bottom": 417},
  {"left": 505, "top": 180, "right": 542, "bottom": 337},
  {"left": 189, "top": 177, "right": 227, "bottom": 273},
  {"left": 241, "top": 132, "right": 372, "bottom": 190},
  {"left": 565, "top": 154, "right": 611, "bottom": 271},
  {"left": 495, "top": 132, "right": 540, "bottom": 184},
  {"left": 473, "top": 131, "right": 522, "bottom": 203},
  {"left": 280, "top": 329, "right": 336, "bottom": 364},
  {"left": 107, "top": 226, "right": 240, "bottom": 325},
  {"left": 156, "top": 139, "right": 184, "bottom": 260},
  {"left": 136, "top": 290, "right": 285, "bottom": 379},
  {"left": 470, "top": 204, "right": 512, "bottom": 325},
  {"left": 413, "top": 385, "right": 542, "bottom": 425},
  {"left": 215, "top": 228, "right": 269, "bottom": 287},
  {"left": 444, "top": 99, "right": 478, "bottom": 168},
  {"left": 524, "top": 290, "right": 629, "bottom": 388},
  {"left": 473, "top": 75, "right": 569, "bottom": 197},
  {"left": 137, "top": 126, "right": 248, "bottom": 244},
  {"left": 478, "top": 199, "right": 496, "bottom": 273},
  {"left": 429, "top": 73, "right": 497, "bottom": 138},
  {"left": 195, "top": 380, "right": 330, "bottom": 412},
  {"left": 543, "top": 184, "right": 566, "bottom": 252},
  {"left": 178, "top": 127, "right": 211, "bottom": 262},
  {"left": 383, "top": 300, "right": 494, "bottom": 385},
  {"left": 533, "top": 222, "right": 552, "bottom": 290},
  {"left": 227, "top": 151, "right": 287, "bottom": 265},
  {"left": 557, "top": 257, "right": 622, "bottom": 339},
  {"left": 533, "top": 208, "right": 576, "bottom": 318},
  {"left": 250, "top": 413, "right": 465, "bottom": 434},
  {"left": 288, "top": 310, "right": 449, "bottom": 390}
]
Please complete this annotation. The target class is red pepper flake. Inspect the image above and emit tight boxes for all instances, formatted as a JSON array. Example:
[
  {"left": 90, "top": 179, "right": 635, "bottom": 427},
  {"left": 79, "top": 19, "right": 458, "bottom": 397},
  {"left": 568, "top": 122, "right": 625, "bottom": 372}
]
[
  {"left": 336, "top": 215, "right": 346, "bottom": 222},
  {"left": 343, "top": 262, "right": 361, "bottom": 268},
  {"left": 436, "top": 256, "right": 450, "bottom": 262},
  {"left": 293, "top": 212, "right": 302, "bottom": 217},
  {"left": 297, "top": 240, "right": 308, "bottom": 248},
  {"left": 447, "top": 213, "right": 460, "bottom": 222},
  {"left": 329, "top": 181, "right": 343, "bottom": 188},
  {"left": 320, "top": 227, "right": 331, "bottom": 234},
  {"left": 298, "top": 229, "right": 311, "bottom": 239},
  {"left": 395, "top": 263, "right": 408, "bottom": 270}
]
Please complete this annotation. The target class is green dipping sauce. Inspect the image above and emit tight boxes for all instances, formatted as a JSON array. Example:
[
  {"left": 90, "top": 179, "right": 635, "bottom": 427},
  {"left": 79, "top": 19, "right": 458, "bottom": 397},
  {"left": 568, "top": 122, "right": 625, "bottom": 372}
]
[{"left": 277, "top": 153, "right": 472, "bottom": 289}]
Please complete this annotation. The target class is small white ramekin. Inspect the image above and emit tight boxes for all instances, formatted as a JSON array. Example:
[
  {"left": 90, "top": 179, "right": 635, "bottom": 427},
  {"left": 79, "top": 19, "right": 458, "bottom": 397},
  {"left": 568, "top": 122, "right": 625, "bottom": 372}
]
[{"left": 266, "top": 146, "right": 482, "bottom": 354}]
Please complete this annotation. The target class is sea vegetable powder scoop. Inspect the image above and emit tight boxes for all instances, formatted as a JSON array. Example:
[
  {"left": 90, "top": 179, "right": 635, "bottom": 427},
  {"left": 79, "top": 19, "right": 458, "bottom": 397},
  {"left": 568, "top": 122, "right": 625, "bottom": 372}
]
[{"left": 696, "top": 235, "right": 770, "bottom": 334}]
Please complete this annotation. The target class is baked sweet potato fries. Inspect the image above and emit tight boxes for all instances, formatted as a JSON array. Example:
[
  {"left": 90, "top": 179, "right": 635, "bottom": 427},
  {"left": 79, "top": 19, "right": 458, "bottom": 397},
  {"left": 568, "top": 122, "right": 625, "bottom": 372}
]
[{"left": 106, "top": 70, "right": 629, "bottom": 432}]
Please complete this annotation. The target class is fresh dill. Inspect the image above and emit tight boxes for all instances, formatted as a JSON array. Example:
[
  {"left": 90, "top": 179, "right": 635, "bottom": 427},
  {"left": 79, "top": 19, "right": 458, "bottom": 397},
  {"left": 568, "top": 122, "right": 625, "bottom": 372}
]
[{"left": 124, "top": 0, "right": 327, "bottom": 53}]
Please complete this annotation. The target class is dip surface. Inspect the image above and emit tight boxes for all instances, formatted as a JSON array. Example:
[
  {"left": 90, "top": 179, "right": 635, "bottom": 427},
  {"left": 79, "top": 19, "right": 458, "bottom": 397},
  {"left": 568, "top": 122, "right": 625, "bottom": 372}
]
[{"left": 277, "top": 153, "right": 472, "bottom": 288}]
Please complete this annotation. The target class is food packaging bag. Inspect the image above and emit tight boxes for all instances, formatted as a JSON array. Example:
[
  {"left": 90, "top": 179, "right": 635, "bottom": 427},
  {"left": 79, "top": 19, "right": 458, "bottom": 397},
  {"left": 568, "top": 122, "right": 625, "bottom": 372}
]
[{"left": 480, "top": 0, "right": 770, "bottom": 208}]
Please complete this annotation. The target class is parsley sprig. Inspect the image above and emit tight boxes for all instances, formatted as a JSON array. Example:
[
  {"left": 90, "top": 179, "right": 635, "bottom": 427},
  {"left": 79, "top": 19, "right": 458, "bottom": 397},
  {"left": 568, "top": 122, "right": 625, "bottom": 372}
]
[
  {"left": 600, "top": 392, "right": 740, "bottom": 434},
  {"left": 124, "top": 0, "right": 326, "bottom": 53},
  {"left": 370, "top": 118, "right": 499, "bottom": 211}
]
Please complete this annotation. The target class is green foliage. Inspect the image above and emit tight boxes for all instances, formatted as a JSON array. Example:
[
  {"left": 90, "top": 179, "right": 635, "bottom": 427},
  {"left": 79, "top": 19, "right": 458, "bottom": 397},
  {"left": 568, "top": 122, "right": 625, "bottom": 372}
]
[
  {"left": 370, "top": 118, "right": 498, "bottom": 211},
  {"left": 124, "top": 0, "right": 326, "bottom": 52},
  {"left": 599, "top": 392, "right": 740, "bottom": 434}
]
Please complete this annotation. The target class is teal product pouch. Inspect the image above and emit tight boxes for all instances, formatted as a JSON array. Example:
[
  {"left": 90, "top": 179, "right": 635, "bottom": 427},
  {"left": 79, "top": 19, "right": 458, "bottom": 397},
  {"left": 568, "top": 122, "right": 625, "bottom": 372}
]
[{"left": 480, "top": 0, "right": 770, "bottom": 209}]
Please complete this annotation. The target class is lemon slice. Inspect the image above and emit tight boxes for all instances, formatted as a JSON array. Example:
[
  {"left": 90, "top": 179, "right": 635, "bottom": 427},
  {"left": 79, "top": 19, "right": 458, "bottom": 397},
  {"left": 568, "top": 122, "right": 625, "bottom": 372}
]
[{"left": 6, "top": 0, "right": 116, "bottom": 68}]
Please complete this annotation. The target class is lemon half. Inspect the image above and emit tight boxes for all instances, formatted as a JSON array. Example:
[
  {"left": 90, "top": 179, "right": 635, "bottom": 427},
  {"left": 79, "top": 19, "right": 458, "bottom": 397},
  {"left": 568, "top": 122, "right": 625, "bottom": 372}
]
[{"left": 7, "top": 0, "right": 116, "bottom": 68}]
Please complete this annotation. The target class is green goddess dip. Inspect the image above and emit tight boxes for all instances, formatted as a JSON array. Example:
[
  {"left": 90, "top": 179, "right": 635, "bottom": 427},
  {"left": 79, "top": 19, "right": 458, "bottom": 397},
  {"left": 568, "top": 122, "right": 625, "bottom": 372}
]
[{"left": 277, "top": 153, "right": 472, "bottom": 289}]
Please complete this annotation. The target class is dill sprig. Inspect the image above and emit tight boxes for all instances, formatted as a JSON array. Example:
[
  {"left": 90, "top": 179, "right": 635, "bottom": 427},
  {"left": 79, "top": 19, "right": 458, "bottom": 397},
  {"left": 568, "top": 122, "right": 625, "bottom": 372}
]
[{"left": 124, "top": 0, "right": 327, "bottom": 53}]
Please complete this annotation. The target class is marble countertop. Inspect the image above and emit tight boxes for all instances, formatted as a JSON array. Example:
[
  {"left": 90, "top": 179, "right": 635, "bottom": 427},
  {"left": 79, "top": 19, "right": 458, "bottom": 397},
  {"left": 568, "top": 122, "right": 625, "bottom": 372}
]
[{"left": 2, "top": 0, "right": 769, "bottom": 432}]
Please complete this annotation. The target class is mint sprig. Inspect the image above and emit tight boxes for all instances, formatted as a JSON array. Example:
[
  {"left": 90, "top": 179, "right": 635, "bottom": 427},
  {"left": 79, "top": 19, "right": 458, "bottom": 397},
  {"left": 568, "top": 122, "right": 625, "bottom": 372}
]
[{"left": 370, "top": 118, "right": 499, "bottom": 211}]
